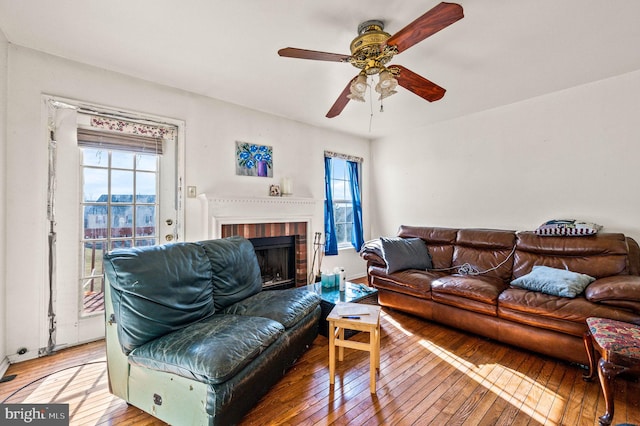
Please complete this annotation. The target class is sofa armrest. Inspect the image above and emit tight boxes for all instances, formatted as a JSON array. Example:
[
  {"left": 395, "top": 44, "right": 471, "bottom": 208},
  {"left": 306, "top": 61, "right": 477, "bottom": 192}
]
[{"left": 585, "top": 275, "right": 640, "bottom": 313}]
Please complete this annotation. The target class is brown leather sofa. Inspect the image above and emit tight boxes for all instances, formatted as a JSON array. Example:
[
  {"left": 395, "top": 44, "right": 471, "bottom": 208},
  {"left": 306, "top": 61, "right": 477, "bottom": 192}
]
[{"left": 360, "top": 225, "right": 640, "bottom": 365}]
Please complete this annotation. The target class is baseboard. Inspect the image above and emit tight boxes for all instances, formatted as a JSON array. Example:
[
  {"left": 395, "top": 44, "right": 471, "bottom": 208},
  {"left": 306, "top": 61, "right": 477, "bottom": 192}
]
[{"left": 348, "top": 274, "right": 367, "bottom": 282}]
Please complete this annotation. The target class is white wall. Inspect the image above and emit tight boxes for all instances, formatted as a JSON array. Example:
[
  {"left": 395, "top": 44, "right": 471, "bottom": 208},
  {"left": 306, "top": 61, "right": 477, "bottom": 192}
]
[
  {"left": 5, "top": 45, "right": 370, "bottom": 361},
  {"left": 0, "top": 29, "right": 8, "bottom": 372},
  {"left": 370, "top": 69, "right": 640, "bottom": 243}
]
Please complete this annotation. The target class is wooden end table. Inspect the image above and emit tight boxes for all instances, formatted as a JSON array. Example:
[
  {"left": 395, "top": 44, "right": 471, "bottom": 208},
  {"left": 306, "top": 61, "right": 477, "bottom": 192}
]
[{"left": 327, "top": 302, "right": 382, "bottom": 393}]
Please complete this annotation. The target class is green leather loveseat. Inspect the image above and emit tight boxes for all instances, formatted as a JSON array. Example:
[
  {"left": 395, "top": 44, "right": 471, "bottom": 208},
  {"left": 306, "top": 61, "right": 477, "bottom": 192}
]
[{"left": 103, "top": 236, "right": 321, "bottom": 425}]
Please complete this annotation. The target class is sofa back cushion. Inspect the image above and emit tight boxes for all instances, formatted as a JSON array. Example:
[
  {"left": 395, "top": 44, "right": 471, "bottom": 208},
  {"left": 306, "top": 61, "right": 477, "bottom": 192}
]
[
  {"left": 380, "top": 237, "right": 432, "bottom": 273},
  {"left": 513, "top": 232, "right": 629, "bottom": 280},
  {"left": 397, "top": 225, "right": 457, "bottom": 269},
  {"left": 198, "top": 236, "right": 263, "bottom": 311},
  {"left": 453, "top": 229, "right": 517, "bottom": 282},
  {"left": 104, "top": 242, "right": 214, "bottom": 355}
]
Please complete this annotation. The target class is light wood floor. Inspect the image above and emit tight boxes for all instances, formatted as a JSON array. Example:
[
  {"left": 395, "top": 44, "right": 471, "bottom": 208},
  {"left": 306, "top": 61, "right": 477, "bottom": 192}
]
[{"left": 1, "top": 309, "right": 639, "bottom": 425}]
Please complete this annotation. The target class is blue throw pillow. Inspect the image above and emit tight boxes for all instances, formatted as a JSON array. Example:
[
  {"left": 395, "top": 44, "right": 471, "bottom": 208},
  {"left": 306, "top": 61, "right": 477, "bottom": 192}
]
[
  {"left": 511, "top": 265, "right": 596, "bottom": 298},
  {"left": 380, "top": 237, "right": 432, "bottom": 274}
]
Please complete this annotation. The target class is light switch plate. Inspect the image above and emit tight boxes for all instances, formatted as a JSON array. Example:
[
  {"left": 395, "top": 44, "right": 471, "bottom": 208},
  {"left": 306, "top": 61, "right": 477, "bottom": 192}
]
[{"left": 187, "top": 186, "right": 197, "bottom": 198}]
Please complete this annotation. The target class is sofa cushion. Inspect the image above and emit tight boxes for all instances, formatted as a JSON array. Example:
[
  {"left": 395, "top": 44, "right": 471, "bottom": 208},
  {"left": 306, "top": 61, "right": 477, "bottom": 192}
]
[
  {"left": 432, "top": 275, "right": 507, "bottom": 304},
  {"left": 198, "top": 237, "right": 263, "bottom": 311},
  {"left": 453, "top": 229, "right": 516, "bottom": 282},
  {"left": 369, "top": 266, "right": 442, "bottom": 299},
  {"left": 397, "top": 225, "right": 457, "bottom": 269},
  {"left": 221, "top": 287, "right": 320, "bottom": 329},
  {"left": 498, "top": 288, "right": 640, "bottom": 337},
  {"left": 510, "top": 265, "right": 595, "bottom": 298},
  {"left": 104, "top": 243, "right": 214, "bottom": 355},
  {"left": 431, "top": 275, "right": 507, "bottom": 316},
  {"left": 128, "top": 314, "right": 284, "bottom": 385},
  {"left": 380, "top": 237, "right": 432, "bottom": 273},
  {"left": 513, "top": 232, "right": 629, "bottom": 280}
]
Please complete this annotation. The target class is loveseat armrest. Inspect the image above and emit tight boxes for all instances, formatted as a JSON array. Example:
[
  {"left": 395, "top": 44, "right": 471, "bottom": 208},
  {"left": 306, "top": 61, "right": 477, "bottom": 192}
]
[
  {"left": 585, "top": 275, "right": 640, "bottom": 313},
  {"left": 104, "top": 275, "right": 130, "bottom": 401}
]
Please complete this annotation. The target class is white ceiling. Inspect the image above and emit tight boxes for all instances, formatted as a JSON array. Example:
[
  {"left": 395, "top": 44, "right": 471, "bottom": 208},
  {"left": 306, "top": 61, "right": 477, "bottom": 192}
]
[{"left": 1, "top": 0, "right": 639, "bottom": 139}]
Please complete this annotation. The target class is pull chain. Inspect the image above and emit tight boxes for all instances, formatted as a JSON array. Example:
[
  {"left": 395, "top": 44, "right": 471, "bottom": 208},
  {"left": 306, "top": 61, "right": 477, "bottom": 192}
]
[{"left": 368, "top": 77, "right": 374, "bottom": 132}]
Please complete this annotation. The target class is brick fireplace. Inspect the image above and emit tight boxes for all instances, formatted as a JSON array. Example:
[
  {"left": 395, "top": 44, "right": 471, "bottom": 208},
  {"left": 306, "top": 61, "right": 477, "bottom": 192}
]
[{"left": 200, "top": 195, "right": 317, "bottom": 287}]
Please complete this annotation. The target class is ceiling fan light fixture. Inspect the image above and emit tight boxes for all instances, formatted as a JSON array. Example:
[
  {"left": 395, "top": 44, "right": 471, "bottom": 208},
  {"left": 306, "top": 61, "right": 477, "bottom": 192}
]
[
  {"left": 375, "top": 69, "right": 398, "bottom": 93},
  {"left": 350, "top": 73, "right": 368, "bottom": 93},
  {"left": 377, "top": 88, "right": 397, "bottom": 100},
  {"left": 347, "top": 92, "right": 366, "bottom": 102},
  {"left": 348, "top": 73, "right": 368, "bottom": 101},
  {"left": 278, "top": 2, "right": 464, "bottom": 118}
]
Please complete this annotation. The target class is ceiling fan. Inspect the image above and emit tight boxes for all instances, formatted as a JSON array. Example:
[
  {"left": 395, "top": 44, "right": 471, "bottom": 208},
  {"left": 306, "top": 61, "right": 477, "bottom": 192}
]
[{"left": 278, "top": 2, "right": 464, "bottom": 118}]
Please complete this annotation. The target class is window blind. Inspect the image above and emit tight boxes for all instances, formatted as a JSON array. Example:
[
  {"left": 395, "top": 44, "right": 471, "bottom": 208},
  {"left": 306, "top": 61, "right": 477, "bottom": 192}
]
[{"left": 77, "top": 128, "right": 163, "bottom": 155}]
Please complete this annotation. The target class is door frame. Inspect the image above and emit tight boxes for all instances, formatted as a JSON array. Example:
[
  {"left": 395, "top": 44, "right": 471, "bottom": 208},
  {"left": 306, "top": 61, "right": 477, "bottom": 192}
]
[{"left": 42, "top": 94, "right": 185, "bottom": 352}]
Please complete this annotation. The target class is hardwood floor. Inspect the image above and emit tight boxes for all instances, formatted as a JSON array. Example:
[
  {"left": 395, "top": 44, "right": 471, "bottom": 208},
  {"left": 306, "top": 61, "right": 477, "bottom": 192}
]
[{"left": 1, "top": 309, "right": 638, "bottom": 425}]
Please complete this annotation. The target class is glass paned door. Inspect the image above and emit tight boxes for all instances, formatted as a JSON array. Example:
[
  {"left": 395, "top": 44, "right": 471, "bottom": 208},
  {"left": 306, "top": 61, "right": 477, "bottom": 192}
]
[
  {"left": 80, "top": 149, "right": 161, "bottom": 315},
  {"left": 48, "top": 98, "right": 182, "bottom": 349}
]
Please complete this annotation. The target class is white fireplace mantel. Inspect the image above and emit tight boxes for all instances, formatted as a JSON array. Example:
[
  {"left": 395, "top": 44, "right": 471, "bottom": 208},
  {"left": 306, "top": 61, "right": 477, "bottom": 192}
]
[{"left": 199, "top": 195, "right": 318, "bottom": 239}]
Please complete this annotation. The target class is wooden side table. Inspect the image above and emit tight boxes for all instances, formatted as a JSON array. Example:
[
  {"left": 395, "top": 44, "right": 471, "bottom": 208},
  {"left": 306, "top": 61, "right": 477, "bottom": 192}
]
[
  {"left": 327, "top": 302, "right": 382, "bottom": 393},
  {"left": 583, "top": 317, "right": 640, "bottom": 426}
]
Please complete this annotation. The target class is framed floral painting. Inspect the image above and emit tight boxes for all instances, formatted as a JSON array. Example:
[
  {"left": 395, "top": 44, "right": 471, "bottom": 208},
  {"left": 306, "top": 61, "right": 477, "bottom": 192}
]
[{"left": 235, "top": 141, "right": 273, "bottom": 177}]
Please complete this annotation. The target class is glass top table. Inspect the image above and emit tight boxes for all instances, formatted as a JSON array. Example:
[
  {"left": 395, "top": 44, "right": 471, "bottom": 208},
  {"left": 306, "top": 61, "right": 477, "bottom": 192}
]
[
  {"left": 311, "top": 281, "right": 378, "bottom": 337},
  {"left": 318, "top": 281, "right": 378, "bottom": 305}
]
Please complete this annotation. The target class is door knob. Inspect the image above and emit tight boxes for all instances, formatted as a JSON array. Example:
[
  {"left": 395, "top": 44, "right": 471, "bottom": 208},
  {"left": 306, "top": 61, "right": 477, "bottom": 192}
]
[
  {"left": 165, "top": 234, "right": 174, "bottom": 241},
  {"left": 165, "top": 219, "right": 173, "bottom": 226}
]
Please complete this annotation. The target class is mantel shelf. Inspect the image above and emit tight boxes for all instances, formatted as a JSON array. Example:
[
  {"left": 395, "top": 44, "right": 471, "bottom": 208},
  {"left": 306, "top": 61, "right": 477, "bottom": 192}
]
[
  {"left": 205, "top": 195, "right": 316, "bottom": 206},
  {"left": 199, "top": 194, "right": 318, "bottom": 240},
  {"left": 200, "top": 195, "right": 316, "bottom": 218}
]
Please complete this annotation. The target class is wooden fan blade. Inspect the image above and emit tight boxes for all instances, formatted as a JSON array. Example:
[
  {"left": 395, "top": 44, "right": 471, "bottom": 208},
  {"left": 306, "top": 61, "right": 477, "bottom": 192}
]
[
  {"left": 278, "top": 47, "right": 350, "bottom": 62},
  {"left": 326, "top": 77, "right": 357, "bottom": 118},
  {"left": 387, "top": 2, "right": 463, "bottom": 53},
  {"left": 393, "top": 65, "right": 446, "bottom": 102}
]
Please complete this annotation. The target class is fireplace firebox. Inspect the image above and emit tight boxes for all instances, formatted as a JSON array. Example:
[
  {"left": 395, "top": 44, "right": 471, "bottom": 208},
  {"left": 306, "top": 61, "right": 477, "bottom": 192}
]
[
  {"left": 220, "top": 221, "right": 308, "bottom": 286},
  {"left": 249, "top": 236, "right": 296, "bottom": 290}
]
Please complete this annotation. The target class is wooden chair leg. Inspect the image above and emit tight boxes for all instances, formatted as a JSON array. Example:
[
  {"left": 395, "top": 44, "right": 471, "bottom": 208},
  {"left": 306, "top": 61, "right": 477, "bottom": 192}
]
[
  {"left": 585, "top": 318, "right": 640, "bottom": 426},
  {"left": 583, "top": 331, "right": 596, "bottom": 381},
  {"left": 597, "top": 358, "right": 626, "bottom": 426}
]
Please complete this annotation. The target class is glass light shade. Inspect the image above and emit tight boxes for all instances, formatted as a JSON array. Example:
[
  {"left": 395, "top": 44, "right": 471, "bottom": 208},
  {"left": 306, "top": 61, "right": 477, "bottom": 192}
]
[
  {"left": 350, "top": 74, "right": 368, "bottom": 94},
  {"left": 377, "top": 88, "right": 397, "bottom": 100},
  {"left": 375, "top": 70, "right": 398, "bottom": 94},
  {"left": 347, "top": 92, "right": 366, "bottom": 102}
]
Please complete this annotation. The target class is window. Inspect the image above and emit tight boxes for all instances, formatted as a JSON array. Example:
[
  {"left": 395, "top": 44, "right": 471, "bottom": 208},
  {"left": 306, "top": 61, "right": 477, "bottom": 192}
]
[
  {"left": 329, "top": 158, "right": 352, "bottom": 247},
  {"left": 324, "top": 153, "right": 364, "bottom": 255},
  {"left": 80, "top": 148, "right": 160, "bottom": 315},
  {"left": 77, "top": 123, "right": 166, "bottom": 316}
]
